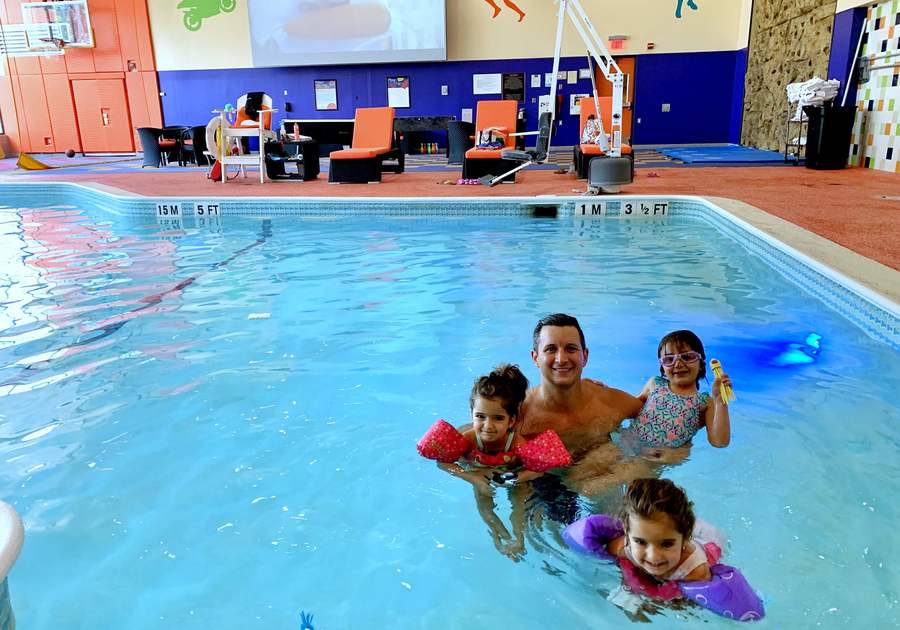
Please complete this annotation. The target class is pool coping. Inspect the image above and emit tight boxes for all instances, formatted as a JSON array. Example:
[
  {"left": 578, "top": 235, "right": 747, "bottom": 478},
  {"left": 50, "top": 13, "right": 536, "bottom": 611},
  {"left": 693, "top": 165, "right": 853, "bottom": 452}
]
[{"left": 2, "top": 180, "right": 898, "bottom": 349}]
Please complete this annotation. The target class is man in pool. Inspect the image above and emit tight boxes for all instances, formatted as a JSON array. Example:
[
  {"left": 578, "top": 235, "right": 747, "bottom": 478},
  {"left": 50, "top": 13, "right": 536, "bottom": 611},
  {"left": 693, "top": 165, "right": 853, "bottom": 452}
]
[{"left": 519, "top": 313, "right": 645, "bottom": 499}]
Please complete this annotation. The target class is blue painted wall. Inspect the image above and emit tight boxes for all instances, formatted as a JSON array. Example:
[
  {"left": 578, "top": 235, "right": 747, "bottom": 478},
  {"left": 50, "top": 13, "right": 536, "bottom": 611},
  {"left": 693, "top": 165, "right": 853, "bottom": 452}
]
[
  {"left": 632, "top": 50, "right": 747, "bottom": 145},
  {"left": 828, "top": 7, "right": 868, "bottom": 108},
  {"left": 729, "top": 48, "right": 748, "bottom": 144},
  {"left": 159, "top": 50, "right": 749, "bottom": 147}
]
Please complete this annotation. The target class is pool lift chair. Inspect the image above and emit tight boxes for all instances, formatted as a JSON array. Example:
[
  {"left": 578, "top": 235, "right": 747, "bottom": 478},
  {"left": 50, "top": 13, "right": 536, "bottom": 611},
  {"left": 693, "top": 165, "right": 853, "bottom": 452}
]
[
  {"left": 479, "top": 111, "right": 552, "bottom": 186},
  {"left": 482, "top": 0, "right": 633, "bottom": 192}
]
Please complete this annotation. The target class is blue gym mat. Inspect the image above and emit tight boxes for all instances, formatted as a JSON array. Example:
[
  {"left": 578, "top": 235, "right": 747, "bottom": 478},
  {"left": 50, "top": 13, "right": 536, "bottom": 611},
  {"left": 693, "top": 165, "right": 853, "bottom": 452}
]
[{"left": 657, "top": 144, "right": 785, "bottom": 164}]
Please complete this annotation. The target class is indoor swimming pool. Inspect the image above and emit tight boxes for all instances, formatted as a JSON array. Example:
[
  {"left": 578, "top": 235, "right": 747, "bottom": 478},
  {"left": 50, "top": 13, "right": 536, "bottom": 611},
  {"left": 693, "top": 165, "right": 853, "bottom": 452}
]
[{"left": 0, "top": 189, "right": 898, "bottom": 628}]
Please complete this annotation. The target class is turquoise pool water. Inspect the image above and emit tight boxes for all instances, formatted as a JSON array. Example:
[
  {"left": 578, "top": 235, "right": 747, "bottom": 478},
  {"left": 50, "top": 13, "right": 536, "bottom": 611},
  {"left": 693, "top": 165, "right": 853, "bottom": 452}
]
[{"left": 0, "top": 194, "right": 898, "bottom": 628}]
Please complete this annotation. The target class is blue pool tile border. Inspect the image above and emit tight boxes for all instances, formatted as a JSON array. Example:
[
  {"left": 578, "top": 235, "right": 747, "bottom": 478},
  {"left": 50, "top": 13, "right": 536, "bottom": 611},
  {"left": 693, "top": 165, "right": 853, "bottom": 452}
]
[{"left": 1, "top": 182, "right": 898, "bottom": 349}]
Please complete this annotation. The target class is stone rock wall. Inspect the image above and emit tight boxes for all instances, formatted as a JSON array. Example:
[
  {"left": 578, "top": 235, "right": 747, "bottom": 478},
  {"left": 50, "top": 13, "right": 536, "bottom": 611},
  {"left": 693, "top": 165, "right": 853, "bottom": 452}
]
[{"left": 742, "top": 0, "right": 837, "bottom": 150}]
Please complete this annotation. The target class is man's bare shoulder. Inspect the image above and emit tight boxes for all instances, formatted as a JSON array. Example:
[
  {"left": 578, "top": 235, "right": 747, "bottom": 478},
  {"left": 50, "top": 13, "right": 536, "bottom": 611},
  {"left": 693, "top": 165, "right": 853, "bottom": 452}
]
[{"left": 582, "top": 380, "right": 643, "bottom": 414}]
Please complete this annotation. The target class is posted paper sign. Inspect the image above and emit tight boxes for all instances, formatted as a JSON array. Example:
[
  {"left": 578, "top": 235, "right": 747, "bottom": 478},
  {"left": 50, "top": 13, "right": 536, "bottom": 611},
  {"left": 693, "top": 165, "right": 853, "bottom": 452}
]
[
  {"left": 531, "top": 74, "right": 541, "bottom": 88},
  {"left": 473, "top": 73, "right": 502, "bottom": 95},
  {"left": 538, "top": 94, "right": 552, "bottom": 115},
  {"left": 570, "top": 93, "right": 589, "bottom": 115}
]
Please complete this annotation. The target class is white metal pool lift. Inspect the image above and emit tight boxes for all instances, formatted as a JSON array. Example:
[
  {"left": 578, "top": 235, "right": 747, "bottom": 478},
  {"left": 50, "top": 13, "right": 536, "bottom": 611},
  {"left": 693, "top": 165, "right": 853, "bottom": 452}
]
[{"left": 481, "top": 0, "right": 630, "bottom": 187}]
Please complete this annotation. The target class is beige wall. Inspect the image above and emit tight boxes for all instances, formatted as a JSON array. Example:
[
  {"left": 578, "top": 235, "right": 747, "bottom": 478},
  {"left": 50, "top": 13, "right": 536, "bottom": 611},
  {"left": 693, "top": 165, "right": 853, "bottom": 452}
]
[
  {"left": 835, "top": 0, "right": 875, "bottom": 12},
  {"left": 147, "top": 0, "right": 252, "bottom": 71},
  {"left": 449, "top": 0, "right": 751, "bottom": 60},
  {"left": 149, "top": 0, "right": 752, "bottom": 72}
]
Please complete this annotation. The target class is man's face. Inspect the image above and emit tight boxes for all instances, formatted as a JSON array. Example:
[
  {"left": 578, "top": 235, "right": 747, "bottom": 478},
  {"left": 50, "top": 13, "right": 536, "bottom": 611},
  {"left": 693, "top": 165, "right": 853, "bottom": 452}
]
[{"left": 531, "top": 325, "right": 588, "bottom": 387}]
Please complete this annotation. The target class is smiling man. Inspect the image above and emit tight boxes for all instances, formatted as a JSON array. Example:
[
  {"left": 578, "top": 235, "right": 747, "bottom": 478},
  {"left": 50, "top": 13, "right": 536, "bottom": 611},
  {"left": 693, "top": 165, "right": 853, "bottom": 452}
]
[{"left": 519, "top": 313, "right": 645, "bottom": 497}]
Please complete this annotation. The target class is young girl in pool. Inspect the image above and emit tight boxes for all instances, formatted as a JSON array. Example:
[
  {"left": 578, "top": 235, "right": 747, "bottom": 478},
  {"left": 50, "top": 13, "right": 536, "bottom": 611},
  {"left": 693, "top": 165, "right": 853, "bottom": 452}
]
[
  {"left": 417, "top": 364, "right": 571, "bottom": 559},
  {"left": 607, "top": 478, "right": 713, "bottom": 582},
  {"left": 629, "top": 330, "right": 732, "bottom": 458},
  {"left": 564, "top": 478, "right": 765, "bottom": 619},
  {"left": 435, "top": 364, "right": 559, "bottom": 491}
]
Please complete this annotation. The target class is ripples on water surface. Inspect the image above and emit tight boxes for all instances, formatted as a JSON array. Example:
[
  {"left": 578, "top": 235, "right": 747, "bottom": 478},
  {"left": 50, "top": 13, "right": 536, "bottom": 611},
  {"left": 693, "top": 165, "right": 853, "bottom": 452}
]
[{"left": 0, "top": 196, "right": 898, "bottom": 628}]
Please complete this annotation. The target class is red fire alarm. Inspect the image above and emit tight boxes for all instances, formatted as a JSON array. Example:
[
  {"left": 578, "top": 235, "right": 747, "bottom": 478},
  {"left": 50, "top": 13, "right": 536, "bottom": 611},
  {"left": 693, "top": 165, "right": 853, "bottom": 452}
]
[{"left": 647, "top": 42, "right": 656, "bottom": 50}]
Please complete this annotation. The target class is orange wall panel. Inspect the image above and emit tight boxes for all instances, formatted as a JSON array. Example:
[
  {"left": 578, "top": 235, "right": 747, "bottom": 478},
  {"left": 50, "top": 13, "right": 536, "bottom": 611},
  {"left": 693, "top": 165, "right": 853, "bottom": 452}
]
[
  {"left": 10, "top": 77, "right": 30, "bottom": 152},
  {"left": 142, "top": 71, "right": 162, "bottom": 127},
  {"left": 44, "top": 75, "right": 82, "bottom": 153},
  {"left": 0, "top": 72, "right": 22, "bottom": 154},
  {"left": 11, "top": 56, "right": 42, "bottom": 76},
  {"left": 65, "top": 48, "right": 95, "bottom": 74},
  {"left": 17, "top": 75, "right": 53, "bottom": 151},
  {"left": 125, "top": 71, "right": 149, "bottom": 146},
  {"left": 2, "top": 0, "right": 156, "bottom": 153},
  {"left": 40, "top": 54, "right": 69, "bottom": 75},
  {"left": 133, "top": 0, "right": 156, "bottom": 71},
  {"left": 114, "top": 0, "right": 141, "bottom": 72},
  {"left": 90, "top": 0, "right": 124, "bottom": 72}
]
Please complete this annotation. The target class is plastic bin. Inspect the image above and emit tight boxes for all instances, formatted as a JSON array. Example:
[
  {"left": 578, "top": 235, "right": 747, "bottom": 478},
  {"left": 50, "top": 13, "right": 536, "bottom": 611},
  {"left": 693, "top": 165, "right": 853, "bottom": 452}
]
[{"left": 802, "top": 104, "right": 855, "bottom": 170}]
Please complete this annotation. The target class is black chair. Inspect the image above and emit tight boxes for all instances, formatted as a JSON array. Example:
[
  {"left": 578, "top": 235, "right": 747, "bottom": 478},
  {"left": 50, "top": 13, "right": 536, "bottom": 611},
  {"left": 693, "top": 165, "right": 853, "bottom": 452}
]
[
  {"left": 188, "top": 125, "right": 212, "bottom": 166},
  {"left": 137, "top": 127, "right": 165, "bottom": 168},
  {"left": 447, "top": 120, "right": 475, "bottom": 165},
  {"left": 161, "top": 126, "right": 191, "bottom": 166}
]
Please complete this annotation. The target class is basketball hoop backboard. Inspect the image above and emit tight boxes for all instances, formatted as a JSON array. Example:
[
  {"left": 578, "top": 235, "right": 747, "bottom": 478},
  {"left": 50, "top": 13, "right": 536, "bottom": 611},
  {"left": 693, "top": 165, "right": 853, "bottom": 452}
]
[{"left": 21, "top": 1, "right": 94, "bottom": 50}]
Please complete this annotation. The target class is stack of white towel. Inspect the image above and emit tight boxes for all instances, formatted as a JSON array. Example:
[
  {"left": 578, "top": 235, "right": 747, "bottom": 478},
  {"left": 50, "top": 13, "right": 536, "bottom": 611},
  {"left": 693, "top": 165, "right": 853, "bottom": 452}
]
[{"left": 786, "top": 77, "right": 841, "bottom": 120}]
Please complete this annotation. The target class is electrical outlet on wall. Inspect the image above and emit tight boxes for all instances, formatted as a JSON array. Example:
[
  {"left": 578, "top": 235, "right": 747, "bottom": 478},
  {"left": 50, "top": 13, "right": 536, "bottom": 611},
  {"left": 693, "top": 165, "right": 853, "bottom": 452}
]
[{"left": 441, "top": 85, "right": 448, "bottom": 96}]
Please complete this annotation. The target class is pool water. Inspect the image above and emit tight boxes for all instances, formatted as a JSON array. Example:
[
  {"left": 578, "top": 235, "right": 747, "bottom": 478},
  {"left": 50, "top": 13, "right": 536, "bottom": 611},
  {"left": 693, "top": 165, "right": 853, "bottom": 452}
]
[{"left": 1, "top": 197, "right": 898, "bottom": 628}]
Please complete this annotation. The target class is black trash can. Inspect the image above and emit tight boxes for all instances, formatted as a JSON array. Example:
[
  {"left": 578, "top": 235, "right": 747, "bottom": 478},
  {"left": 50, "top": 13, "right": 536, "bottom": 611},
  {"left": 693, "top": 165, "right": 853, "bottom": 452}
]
[{"left": 803, "top": 103, "right": 855, "bottom": 170}]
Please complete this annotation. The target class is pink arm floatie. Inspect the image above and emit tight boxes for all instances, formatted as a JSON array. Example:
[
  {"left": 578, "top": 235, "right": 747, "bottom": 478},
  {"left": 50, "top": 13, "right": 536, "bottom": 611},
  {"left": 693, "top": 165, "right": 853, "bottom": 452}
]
[
  {"left": 515, "top": 430, "right": 572, "bottom": 472},
  {"left": 416, "top": 419, "right": 470, "bottom": 463}
]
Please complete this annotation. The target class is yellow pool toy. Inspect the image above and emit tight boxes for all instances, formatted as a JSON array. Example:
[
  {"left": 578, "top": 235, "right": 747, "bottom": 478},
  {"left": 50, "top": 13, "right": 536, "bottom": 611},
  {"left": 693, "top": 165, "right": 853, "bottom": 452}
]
[{"left": 709, "top": 358, "right": 736, "bottom": 405}]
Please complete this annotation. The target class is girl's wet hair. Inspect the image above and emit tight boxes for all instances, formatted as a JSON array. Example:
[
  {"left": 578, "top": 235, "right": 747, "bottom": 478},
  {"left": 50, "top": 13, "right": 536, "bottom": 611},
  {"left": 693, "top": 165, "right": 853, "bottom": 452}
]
[
  {"left": 469, "top": 363, "right": 529, "bottom": 417},
  {"left": 622, "top": 478, "right": 696, "bottom": 538},
  {"left": 657, "top": 329, "right": 706, "bottom": 384}
]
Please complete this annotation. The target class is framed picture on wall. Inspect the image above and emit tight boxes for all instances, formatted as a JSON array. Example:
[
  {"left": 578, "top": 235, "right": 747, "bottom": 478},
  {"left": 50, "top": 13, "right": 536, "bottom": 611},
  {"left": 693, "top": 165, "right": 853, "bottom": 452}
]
[
  {"left": 387, "top": 76, "right": 410, "bottom": 109},
  {"left": 314, "top": 80, "right": 338, "bottom": 111}
]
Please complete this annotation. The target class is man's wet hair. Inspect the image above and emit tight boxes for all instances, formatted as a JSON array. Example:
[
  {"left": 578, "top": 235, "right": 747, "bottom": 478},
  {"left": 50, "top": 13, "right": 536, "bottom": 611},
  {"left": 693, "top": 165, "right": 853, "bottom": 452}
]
[{"left": 532, "top": 313, "right": 586, "bottom": 350}]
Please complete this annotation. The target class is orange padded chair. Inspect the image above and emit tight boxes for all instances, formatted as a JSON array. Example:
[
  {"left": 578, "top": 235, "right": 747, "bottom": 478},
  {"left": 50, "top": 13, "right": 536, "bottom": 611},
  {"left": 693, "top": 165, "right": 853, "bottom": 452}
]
[
  {"left": 329, "top": 107, "right": 403, "bottom": 183},
  {"left": 463, "top": 100, "right": 520, "bottom": 181},
  {"left": 575, "top": 96, "right": 633, "bottom": 179}
]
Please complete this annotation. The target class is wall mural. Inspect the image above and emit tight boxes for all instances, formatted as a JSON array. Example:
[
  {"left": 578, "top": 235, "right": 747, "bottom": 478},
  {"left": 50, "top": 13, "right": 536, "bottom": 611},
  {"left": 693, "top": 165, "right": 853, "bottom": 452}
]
[
  {"left": 178, "top": 0, "right": 237, "bottom": 32},
  {"left": 675, "top": 0, "right": 699, "bottom": 19},
  {"left": 483, "top": 0, "right": 526, "bottom": 22},
  {"left": 480, "top": 1, "right": 698, "bottom": 23}
]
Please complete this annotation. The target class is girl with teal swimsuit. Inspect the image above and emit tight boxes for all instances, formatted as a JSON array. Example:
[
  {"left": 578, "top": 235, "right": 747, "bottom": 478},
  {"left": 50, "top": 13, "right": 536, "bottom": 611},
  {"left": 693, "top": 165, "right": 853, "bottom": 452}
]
[{"left": 627, "top": 331, "right": 732, "bottom": 461}]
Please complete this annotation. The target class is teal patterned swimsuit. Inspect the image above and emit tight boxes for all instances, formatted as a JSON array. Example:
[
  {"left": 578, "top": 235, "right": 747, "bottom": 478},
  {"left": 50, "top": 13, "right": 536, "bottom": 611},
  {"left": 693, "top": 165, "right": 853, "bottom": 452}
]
[{"left": 633, "top": 376, "right": 710, "bottom": 447}]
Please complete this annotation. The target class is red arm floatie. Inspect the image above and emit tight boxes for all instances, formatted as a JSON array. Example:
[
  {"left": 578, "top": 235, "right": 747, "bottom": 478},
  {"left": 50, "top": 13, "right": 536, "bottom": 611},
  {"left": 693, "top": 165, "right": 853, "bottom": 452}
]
[
  {"left": 516, "top": 430, "right": 572, "bottom": 472},
  {"left": 416, "top": 419, "right": 471, "bottom": 463}
]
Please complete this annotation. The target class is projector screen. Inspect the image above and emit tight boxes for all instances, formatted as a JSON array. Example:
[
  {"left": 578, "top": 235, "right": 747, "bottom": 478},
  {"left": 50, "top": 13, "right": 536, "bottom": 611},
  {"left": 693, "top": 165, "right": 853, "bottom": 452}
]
[{"left": 248, "top": 0, "right": 446, "bottom": 68}]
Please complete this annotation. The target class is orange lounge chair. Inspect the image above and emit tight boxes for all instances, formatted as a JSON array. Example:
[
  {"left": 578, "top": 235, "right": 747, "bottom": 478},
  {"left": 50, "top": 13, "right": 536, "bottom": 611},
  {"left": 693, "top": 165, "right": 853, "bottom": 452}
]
[
  {"left": 574, "top": 96, "right": 633, "bottom": 179},
  {"left": 462, "top": 100, "right": 520, "bottom": 181},
  {"left": 328, "top": 107, "right": 403, "bottom": 183}
]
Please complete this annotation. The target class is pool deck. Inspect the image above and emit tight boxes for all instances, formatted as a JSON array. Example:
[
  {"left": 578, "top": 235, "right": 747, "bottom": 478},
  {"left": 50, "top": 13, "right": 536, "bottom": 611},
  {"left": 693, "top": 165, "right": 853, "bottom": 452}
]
[{"left": 2, "top": 154, "right": 898, "bottom": 303}]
